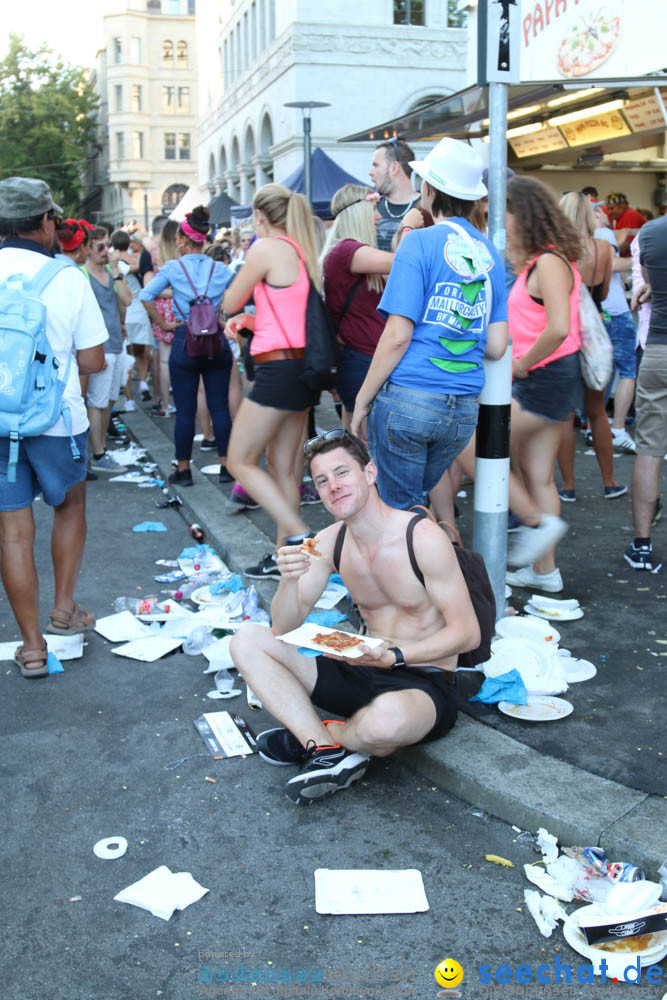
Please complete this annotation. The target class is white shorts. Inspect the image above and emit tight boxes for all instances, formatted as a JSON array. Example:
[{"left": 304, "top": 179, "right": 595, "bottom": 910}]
[
  {"left": 126, "top": 315, "right": 154, "bottom": 347},
  {"left": 87, "top": 352, "right": 128, "bottom": 408}
]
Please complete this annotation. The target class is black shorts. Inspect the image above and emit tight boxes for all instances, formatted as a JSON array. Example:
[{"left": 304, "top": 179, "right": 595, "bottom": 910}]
[
  {"left": 248, "top": 358, "right": 320, "bottom": 411},
  {"left": 311, "top": 656, "right": 458, "bottom": 744}
]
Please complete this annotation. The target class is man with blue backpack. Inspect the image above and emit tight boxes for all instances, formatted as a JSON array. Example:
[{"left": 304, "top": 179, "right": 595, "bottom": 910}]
[{"left": 0, "top": 177, "right": 107, "bottom": 677}]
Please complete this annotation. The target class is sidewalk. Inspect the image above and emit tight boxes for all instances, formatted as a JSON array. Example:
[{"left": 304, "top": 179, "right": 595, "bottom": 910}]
[{"left": 123, "top": 403, "right": 666, "bottom": 876}]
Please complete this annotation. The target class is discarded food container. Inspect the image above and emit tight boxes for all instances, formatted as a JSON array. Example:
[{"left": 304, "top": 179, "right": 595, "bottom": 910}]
[
  {"left": 182, "top": 626, "right": 214, "bottom": 656},
  {"left": 190, "top": 523, "right": 205, "bottom": 542}
]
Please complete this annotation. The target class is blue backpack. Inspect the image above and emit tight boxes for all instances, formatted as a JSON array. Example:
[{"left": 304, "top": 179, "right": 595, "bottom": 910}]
[{"left": 0, "top": 256, "right": 79, "bottom": 482}]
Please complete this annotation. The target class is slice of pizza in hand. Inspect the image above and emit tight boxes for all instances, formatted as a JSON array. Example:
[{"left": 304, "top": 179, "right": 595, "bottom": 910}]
[
  {"left": 301, "top": 536, "right": 324, "bottom": 559},
  {"left": 312, "top": 631, "right": 365, "bottom": 653}
]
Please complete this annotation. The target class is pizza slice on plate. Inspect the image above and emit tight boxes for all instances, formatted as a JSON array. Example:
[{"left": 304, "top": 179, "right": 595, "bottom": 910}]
[{"left": 312, "top": 631, "right": 364, "bottom": 653}]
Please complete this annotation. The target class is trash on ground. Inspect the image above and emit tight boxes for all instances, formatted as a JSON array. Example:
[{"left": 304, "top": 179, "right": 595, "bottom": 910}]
[
  {"left": 525, "top": 595, "right": 584, "bottom": 621},
  {"left": 154, "top": 570, "right": 187, "bottom": 583},
  {"left": 536, "top": 828, "right": 559, "bottom": 864},
  {"left": 107, "top": 443, "right": 147, "bottom": 465},
  {"left": 470, "top": 669, "right": 528, "bottom": 705},
  {"left": 497, "top": 695, "right": 573, "bottom": 721},
  {"left": 524, "top": 863, "right": 575, "bottom": 901},
  {"left": 562, "top": 903, "right": 667, "bottom": 976},
  {"left": 111, "top": 636, "right": 184, "bottom": 661},
  {"left": 155, "top": 495, "right": 182, "bottom": 508},
  {"left": 93, "top": 836, "right": 128, "bottom": 860},
  {"left": 524, "top": 888, "right": 568, "bottom": 937},
  {"left": 199, "top": 464, "right": 221, "bottom": 475},
  {"left": 114, "top": 596, "right": 160, "bottom": 615},
  {"left": 495, "top": 615, "right": 560, "bottom": 644},
  {"left": 203, "top": 636, "right": 235, "bottom": 670},
  {"left": 95, "top": 612, "right": 153, "bottom": 642},
  {"left": 561, "top": 658, "right": 597, "bottom": 683},
  {"left": 209, "top": 574, "right": 244, "bottom": 595},
  {"left": 0, "top": 633, "right": 83, "bottom": 662},
  {"left": 113, "top": 865, "right": 208, "bottom": 920},
  {"left": 47, "top": 652, "right": 64, "bottom": 674},
  {"left": 246, "top": 685, "right": 262, "bottom": 709},
  {"left": 482, "top": 638, "right": 568, "bottom": 695},
  {"left": 109, "top": 473, "right": 156, "bottom": 485},
  {"left": 314, "top": 869, "right": 429, "bottom": 915},
  {"left": 485, "top": 854, "right": 514, "bottom": 867},
  {"left": 193, "top": 711, "right": 256, "bottom": 756},
  {"left": 132, "top": 522, "right": 168, "bottom": 533}
]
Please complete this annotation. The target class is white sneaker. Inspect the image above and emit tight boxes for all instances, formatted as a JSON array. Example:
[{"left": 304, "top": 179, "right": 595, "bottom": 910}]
[
  {"left": 612, "top": 429, "right": 636, "bottom": 453},
  {"left": 506, "top": 564, "right": 564, "bottom": 593},
  {"left": 507, "top": 514, "right": 568, "bottom": 568},
  {"left": 122, "top": 399, "right": 137, "bottom": 412}
]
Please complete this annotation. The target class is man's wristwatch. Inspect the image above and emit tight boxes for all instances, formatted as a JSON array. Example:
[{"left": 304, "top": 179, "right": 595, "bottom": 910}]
[
  {"left": 112, "top": 273, "right": 125, "bottom": 281},
  {"left": 388, "top": 646, "right": 406, "bottom": 669}
]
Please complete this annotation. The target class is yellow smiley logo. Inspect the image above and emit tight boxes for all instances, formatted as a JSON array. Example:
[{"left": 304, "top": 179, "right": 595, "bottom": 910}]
[{"left": 435, "top": 958, "right": 464, "bottom": 989}]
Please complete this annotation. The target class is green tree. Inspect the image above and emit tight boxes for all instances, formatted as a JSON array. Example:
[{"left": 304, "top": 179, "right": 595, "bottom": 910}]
[{"left": 0, "top": 35, "right": 99, "bottom": 214}]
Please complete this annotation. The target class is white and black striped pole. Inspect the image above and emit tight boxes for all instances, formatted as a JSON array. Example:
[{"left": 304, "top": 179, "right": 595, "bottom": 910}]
[{"left": 472, "top": 0, "right": 517, "bottom": 620}]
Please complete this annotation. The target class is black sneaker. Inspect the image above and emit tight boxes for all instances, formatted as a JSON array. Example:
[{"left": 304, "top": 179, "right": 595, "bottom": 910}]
[
  {"left": 624, "top": 542, "right": 653, "bottom": 570},
  {"left": 200, "top": 438, "right": 216, "bottom": 451},
  {"left": 256, "top": 728, "right": 305, "bottom": 766},
  {"left": 244, "top": 552, "right": 280, "bottom": 579},
  {"left": 219, "top": 466, "right": 234, "bottom": 484},
  {"left": 107, "top": 422, "right": 129, "bottom": 443},
  {"left": 168, "top": 468, "right": 193, "bottom": 487},
  {"left": 604, "top": 484, "right": 628, "bottom": 500},
  {"left": 284, "top": 744, "right": 370, "bottom": 805},
  {"left": 227, "top": 484, "right": 260, "bottom": 511}
]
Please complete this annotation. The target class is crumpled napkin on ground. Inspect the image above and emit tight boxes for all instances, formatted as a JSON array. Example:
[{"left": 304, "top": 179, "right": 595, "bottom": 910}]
[
  {"left": 209, "top": 574, "right": 244, "bottom": 595},
  {"left": 524, "top": 889, "right": 568, "bottom": 937},
  {"left": 469, "top": 669, "right": 527, "bottom": 705},
  {"left": 114, "top": 865, "right": 208, "bottom": 920},
  {"left": 133, "top": 522, "right": 168, "bottom": 533}
]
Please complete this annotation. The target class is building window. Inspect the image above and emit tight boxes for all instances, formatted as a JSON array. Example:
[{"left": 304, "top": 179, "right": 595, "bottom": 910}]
[
  {"left": 176, "top": 40, "right": 188, "bottom": 66},
  {"left": 114, "top": 85, "right": 123, "bottom": 112},
  {"left": 162, "top": 85, "right": 175, "bottom": 112},
  {"left": 113, "top": 37, "right": 122, "bottom": 63},
  {"left": 163, "top": 183, "right": 188, "bottom": 209},
  {"left": 251, "top": 2, "right": 257, "bottom": 61},
  {"left": 187, "top": 0, "right": 195, "bottom": 13},
  {"left": 177, "top": 86, "right": 190, "bottom": 113},
  {"left": 393, "top": 0, "right": 425, "bottom": 25},
  {"left": 132, "top": 131, "right": 144, "bottom": 159},
  {"left": 447, "top": 0, "right": 467, "bottom": 27},
  {"left": 168, "top": 0, "right": 180, "bottom": 13},
  {"left": 165, "top": 133, "right": 176, "bottom": 159},
  {"left": 268, "top": 0, "right": 275, "bottom": 41},
  {"left": 147, "top": 0, "right": 161, "bottom": 10},
  {"left": 131, "top": 84, "right": 143, "bottom": 112},
  {"left": 243, "top": 12, "right": 249, "bottom": 68},
  {"left": 178, "top": 133, "right": 191, "bottom": 160},
  {"left": 163, "top": 39, "right": 174, "bottom": 64},
  {"left": 116, "top": 132, "right": 125, "bottom": 158},
  {"left": 259, "top": 0, "right": 266, "bottom": 49},
  {"left": 131, "top": 36, "right": 142, "bottom": 63}
]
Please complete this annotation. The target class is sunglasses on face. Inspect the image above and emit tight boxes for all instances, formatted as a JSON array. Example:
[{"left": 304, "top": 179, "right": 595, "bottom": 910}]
[{"left": 47, "top": 209, "right": 62, "bottom": 227}]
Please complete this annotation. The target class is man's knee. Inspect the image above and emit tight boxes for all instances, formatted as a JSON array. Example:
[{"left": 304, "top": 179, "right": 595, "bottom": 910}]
[
  {"left": 355, "top": 691, "right": 431, "bottom": 749},
  {"left": 230, "top": 623, "right": 274, "bottom": 677}
]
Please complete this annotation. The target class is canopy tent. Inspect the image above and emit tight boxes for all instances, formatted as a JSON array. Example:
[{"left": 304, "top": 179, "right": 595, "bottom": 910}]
[
  {"left": 230, "top": 147, "right": 365, "bottom": 222},
  {"left": 207, "top": 190, "right": 239, "bottom": 227},
  {"left": 168, "top": 184, "right": 209, "bottom": 223}
]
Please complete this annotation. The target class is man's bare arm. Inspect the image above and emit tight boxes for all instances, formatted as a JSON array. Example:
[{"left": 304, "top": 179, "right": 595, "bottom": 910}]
[{"left": 271, "top": 542, "right": 333, "bottom": 635}]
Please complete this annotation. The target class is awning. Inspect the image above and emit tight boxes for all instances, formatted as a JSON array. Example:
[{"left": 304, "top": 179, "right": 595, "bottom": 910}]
[
  {"left": 169, "top": 185, "right": 209, "bottom": 223},
  {"left": 339, "top": 77, "right": 667, "bottom": 172}
]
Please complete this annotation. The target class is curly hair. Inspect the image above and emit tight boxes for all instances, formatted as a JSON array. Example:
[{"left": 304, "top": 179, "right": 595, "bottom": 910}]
[{"left": 506, "top": 177, "right": 582, "bottom": 271}]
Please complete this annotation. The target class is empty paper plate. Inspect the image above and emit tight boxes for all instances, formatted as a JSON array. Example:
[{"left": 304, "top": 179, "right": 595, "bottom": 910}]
[
  {"left": 495, "top": 615, "right": 560, "bottom": 645},
  {"left": 498, "top": 695, "right": 573, "bottom": 722}
]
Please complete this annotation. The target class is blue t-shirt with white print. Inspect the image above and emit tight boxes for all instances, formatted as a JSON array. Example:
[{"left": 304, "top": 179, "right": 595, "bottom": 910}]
[{"left": 378, "top": 218, "right": 507, "bottom": 396}]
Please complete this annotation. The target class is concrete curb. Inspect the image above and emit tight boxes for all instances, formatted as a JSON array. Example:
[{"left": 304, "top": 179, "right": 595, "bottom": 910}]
[{"left": 122, "top": 406, "right": 667, "bottom": 877}]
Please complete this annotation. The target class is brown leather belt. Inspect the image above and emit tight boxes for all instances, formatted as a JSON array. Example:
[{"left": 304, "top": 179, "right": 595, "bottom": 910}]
[{"left": 252, "top": 348, "right": 305, "bottom": 363}]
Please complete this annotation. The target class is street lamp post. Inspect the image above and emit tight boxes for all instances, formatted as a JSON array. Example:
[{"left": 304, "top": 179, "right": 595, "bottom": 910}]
[{"left": 283, "top": 100, "right": 331, "bottom": 205}]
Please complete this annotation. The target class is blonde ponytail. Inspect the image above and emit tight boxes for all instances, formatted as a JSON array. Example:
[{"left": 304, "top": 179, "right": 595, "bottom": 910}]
[{"left": 252, "top": 183, "right": 322, "bottom": 290}]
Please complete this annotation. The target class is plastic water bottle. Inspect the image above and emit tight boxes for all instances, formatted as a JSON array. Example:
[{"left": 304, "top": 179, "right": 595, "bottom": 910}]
[
  {"left": 182, "top": 626, "right": 214, "bottom": 656},
  {"left": 114, "top": 596, "right": 159, "bottom": 615},
  {"left": 214, "top": 668, "right": 235, "bottom": 693},
  {"left": 173, "top": 570, "right": 222, "bottom": 601}
]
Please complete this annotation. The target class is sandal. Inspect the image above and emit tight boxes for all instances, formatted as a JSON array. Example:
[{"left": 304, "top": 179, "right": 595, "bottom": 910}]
[
  {"left": 47, "top": 602, "right": 96, "bottom": 635},
  {"left": 14, "top": 644, "right": 49, "bottom": 678}
]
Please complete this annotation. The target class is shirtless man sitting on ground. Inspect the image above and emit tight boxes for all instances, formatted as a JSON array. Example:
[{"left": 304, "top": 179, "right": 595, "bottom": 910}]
[{"left": 230, "top": 430, "right": 479, "bottom": 805}]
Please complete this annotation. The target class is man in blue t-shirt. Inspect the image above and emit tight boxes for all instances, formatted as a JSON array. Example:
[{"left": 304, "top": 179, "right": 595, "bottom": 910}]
[{"left": 351, "top": 137, "right": 508, "bottom": 510}]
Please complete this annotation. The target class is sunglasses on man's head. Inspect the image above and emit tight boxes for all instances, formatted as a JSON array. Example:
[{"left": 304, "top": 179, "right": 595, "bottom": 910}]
[{"left": 303, "top": 428, "right": 347, "bottom": 454}]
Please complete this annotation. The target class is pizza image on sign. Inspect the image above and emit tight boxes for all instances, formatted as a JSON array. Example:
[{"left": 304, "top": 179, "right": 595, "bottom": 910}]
[{"left": 557, "top": 6, "right": 621, "bottom": 78}]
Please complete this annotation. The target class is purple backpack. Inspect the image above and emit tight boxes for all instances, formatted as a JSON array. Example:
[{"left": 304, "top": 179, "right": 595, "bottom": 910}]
[{"left": 178, "top": 259, "right": 222, "bottom": 359}]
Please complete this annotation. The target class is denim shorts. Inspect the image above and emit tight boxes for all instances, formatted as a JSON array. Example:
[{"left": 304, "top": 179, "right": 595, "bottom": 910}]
[
  {"left": 605, "top": 311, "right": 637, "bottom": 380},
  {"left": 512, "top": 352, "right": 582, "bottom": 423},
  {"left": 312, "top": 656, "right": 458, "bottom": 744},
  {"left": 248, "top": 359, "right": 319, "bottom": 411},
  {"left": 336, "top": 344, "right": 372, "bottom": 413},
  {"left": 368, "top": 381, "right": 479, "bottom": 510},
  {"left": 0, "top": 431, "right": 88, "bottom": 511}
]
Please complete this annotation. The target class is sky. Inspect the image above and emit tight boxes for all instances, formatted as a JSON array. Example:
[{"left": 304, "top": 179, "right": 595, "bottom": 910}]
[{"left": 2, "top": 1, "right": 110, "bottom": 70}]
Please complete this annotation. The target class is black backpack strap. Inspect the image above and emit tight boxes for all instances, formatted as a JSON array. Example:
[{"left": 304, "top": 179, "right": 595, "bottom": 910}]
[
  {"left": 406, "top": 513, "right": 426, "bottom": 587},
  {"left": 334, "top": 277, "right": 363, "bottom": 333},
  {"left": 332, "top": 522, "right": 347, "bottom": 573}
]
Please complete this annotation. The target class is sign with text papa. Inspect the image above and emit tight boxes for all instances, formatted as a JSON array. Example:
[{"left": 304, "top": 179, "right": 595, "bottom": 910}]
[{"left": 521, "top": 0, "right": 667, "bottom": 81}]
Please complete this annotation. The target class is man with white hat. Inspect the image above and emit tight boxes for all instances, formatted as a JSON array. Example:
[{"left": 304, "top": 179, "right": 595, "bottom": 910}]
[
  {"left": 0, "top": 177, "right": 107, "bottom": 676},
  {"left": 351, "top": 138, "right": 508, "bottom": 510}
]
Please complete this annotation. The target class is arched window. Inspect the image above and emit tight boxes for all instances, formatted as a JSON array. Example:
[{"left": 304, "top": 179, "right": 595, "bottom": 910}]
[
  {"left": 177, "top": 41, "right": 188, "bottom": 67},
  {"left": 162, "top": 184, "right": 188, "bottom": 210},
  {"left": 162, "top": 40, "right": 174, "bottom": 65}
]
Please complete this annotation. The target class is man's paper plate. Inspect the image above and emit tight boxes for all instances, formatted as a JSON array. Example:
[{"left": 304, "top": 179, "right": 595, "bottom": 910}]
[
  {"left": 498, "top": 695, "right": 573, "bottom": 722},
  {"left": 277, "top": 622, "right": 384, "bottom": 659}
]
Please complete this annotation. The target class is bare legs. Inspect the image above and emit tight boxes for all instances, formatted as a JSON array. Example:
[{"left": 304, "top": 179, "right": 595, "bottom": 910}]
[
  {"left": 631, "top": 455, "right": 663, "bottom": 537},
  {"left": 227, "top": 399, "right": 309, "bottom": 547},
  {"left": 557, "top": 387, "right": 621, "bottom": 491}
]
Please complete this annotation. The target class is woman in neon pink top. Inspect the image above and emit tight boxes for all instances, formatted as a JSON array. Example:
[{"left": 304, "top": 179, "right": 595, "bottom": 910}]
[
  {"left": 505, "top": 177, "right": 583, "bottom": 594},
  {"left": 223, "top": 183, "right": 321, "bottom": 579}
]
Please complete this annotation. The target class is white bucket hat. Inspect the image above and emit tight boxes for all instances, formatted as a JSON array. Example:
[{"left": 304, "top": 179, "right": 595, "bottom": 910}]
[{"left": 410, "top": 138, "right": 487, "bottom": 201}]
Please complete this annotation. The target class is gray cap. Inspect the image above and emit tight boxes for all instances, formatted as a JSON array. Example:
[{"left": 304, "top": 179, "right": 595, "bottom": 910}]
[
  {"left": 0, "top": 177, "right": 63, "bottom": 220},
  {"left": 481, "top": 166, "right": 516, "bottom": 188}
]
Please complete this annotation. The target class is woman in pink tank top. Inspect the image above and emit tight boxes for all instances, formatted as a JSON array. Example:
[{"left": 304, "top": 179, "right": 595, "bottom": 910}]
[
  {"left": 504, "top": 177, "right": 583, "bottom": 595},
  {"left": 223, "top": 183, "right": 321, "bottom": 578}
]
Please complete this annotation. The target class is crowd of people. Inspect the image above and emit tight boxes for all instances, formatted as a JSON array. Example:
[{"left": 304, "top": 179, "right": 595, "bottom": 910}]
[{"left": 0, "top": 137, "right": 663, "bottom": 802}]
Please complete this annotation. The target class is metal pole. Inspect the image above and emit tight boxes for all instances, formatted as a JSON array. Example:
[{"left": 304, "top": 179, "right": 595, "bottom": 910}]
[
  {"left": 144, "top": 192, "right": 149, "bottom": 230},
  {"left": 473, "top": 80, "right": 512, "bottom": 622},
  {"left": 303, "top": 114, "right": 312, "bottom": 205}
]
